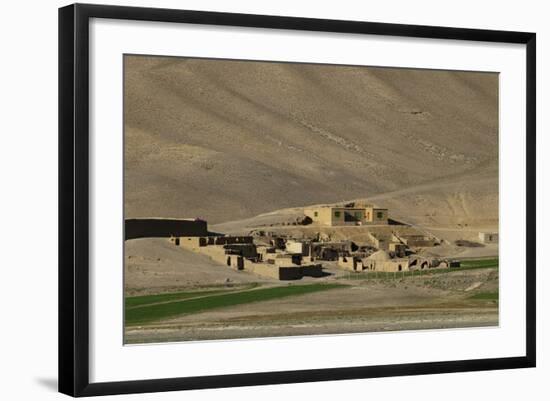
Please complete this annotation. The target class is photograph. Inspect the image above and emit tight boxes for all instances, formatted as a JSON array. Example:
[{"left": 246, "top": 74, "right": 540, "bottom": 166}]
[
  {"left": 123, "top": 55, "right": 500, "bottom": 344},
  {"left": 0, "top": 0, "right": 542, "bottom": 399}
]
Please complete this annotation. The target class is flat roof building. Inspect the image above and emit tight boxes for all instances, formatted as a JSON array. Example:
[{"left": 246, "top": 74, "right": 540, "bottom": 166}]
[
  {"left": 479, "top": 232, "right": 498, "bottom": 244},
  {"left": 304, "top": 205, "right": 388, "bottom": 226}
]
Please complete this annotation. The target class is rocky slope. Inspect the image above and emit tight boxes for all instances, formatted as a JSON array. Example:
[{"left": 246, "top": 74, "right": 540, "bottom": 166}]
[{"left": 124, "top": 55, "right": 498, "bottom": 226}]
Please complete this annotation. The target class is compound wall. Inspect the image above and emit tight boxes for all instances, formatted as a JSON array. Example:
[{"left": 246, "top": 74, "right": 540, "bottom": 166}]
[{"left": 125, "top": 218, "right": 208, "bottom": 240}]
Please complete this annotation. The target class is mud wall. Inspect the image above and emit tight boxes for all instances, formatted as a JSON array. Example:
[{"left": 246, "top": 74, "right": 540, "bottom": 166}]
[{"left": 125, "top": 218, "right": 208, "bottom": 240}]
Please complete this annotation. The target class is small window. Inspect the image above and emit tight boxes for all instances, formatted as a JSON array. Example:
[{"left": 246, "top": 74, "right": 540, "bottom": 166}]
[
  {"left": 314, "top": 211, "right": 318, "bottom": 217},
  {"left": 334, "top": 211, "right": 341, "bottom": 218},
  {"left": 376, "top": 211, "right": 384, "bottom": 219}
]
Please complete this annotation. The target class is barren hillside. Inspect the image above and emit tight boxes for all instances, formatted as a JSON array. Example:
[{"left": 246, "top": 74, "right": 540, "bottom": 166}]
[{"left": 124, "top": 55, "right": 498, "bottom": 226}]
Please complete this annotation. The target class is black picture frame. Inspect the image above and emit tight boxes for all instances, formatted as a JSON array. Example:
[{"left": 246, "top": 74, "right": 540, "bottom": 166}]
[{"left": 59, "top": 3, "right": 536, "bottom": 397}]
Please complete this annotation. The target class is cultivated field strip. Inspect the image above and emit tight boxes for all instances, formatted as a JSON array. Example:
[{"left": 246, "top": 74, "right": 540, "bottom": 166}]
[{"left": 125, "top": 283, "right": 346, "bottom": 325}]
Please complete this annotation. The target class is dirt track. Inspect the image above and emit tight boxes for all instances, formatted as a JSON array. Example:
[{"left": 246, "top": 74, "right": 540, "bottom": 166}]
[
  {"left": 125, "top": 304, "right": 498, "bottom": 343},
  {"left": 124, "top": 269, "right": 499, "bottom": 343}
]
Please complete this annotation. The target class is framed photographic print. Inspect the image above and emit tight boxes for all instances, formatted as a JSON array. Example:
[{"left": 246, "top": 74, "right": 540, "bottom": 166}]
[{"left": 58, "top": 3, "right": 536, "bottom": 397}]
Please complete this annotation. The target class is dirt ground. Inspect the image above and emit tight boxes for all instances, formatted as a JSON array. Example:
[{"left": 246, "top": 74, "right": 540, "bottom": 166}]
[
  {"left": 125, "top": 307, "right": 497, "bottom": 343},
  {"left": 124, "top": 262, "right": 499, "bottom": 343},
  {"left": 125, "top": 238, "right": 278, "bottom": 296},
  {"left": 124, "top": 56, "right": 498, "bottom": 227}
]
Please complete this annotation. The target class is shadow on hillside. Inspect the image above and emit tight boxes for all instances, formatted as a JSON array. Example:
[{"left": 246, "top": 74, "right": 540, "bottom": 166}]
[{"left": 388, "top": 218, "right": 408, "bottom": 226}]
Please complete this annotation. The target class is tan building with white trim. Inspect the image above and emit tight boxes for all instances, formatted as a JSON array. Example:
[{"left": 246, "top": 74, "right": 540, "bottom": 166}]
[{"left": 304, "top": 205, "right": 388, "bottom": 226}]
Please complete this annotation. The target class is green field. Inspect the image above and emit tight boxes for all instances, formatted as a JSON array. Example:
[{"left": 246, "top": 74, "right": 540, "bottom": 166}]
[
  {"left": 469, "top": 291, "right": 499, "bottom": 300},
  {"left": 459, "top": 258, "right": 499, "bottom": 269},
  {"left": 125, "top": 284, "right": 257, "bottom": 309},
  {"left": 125, "top": 283, "right": 346, "bottom": 326}
]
